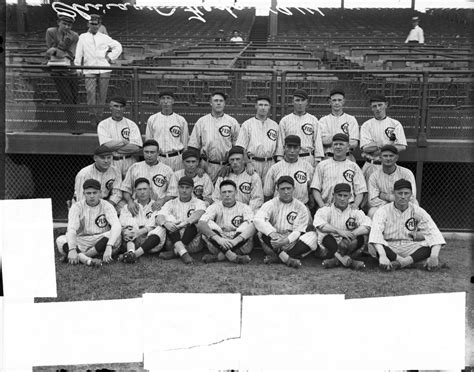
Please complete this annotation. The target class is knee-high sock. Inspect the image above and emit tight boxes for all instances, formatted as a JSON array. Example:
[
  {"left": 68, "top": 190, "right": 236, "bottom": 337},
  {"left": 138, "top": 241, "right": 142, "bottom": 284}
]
[
  {"left": 181, "top": 225, "right": 198, "bottom": 245},
  {"left": 382, "top": 245, "right": 397, "bottom": 261},
  {"left": 141, "top": 235, "right": 161, "bottom": 253},
  {"left": 321, "top": 235, "right": 338, "bottom": 258},
  {"left": 287, "top": 240, "right": 312, "bottom": 258},
  {"left": 94, "top": 237, "right": 109, "bottom": 254},
  {"left": 410, "top": 246, "right": 431, "bottom": 262}
]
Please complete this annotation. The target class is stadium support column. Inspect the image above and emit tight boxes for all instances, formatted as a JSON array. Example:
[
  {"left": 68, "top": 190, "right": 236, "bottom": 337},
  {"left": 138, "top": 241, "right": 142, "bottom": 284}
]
[
  {"left": 17, "top": 0, "right": 27, "bottom": 34},
  {"left": 269, "top": 0, "right": 277, "bottom": 42}
]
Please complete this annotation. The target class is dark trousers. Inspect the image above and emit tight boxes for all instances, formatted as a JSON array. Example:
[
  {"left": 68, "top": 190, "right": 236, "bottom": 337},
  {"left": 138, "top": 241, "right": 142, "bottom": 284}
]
[{"left": 51, "top": 72, "right": 79, "bottom": 130}]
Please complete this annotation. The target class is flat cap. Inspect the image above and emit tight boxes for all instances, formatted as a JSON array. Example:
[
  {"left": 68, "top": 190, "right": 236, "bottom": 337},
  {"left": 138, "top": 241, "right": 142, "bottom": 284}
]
[
  {"left": 334, "top": 183, "right": 351, "bottom": 194},
  {"left": 158, "top": 91, "right": 175, "bottom": 99},
  {"left": 109, "top": 96, "right": 127, "bottom": 106},
  {"left": 394, "top": 179, "right": 412, "bottom": 191},
  {"left": 285, "top": 135, "right": 301, "bottom": 146},
  {"left": 134, "top": 177, "right": 150, "bottom": 188},
  {"left": 293, "top": 89, "right": 308, "bottom": 100},
  {"left": 256, "top": 95, "right": 271, "bottom": 104},
  {"left": 182, "top": 149, "right": 200, "bottom": 160},
  {"left": 332, "top": 133, "right": 349, "bottom": 142},
  {"left": 277, "top": 175, "right": 294, "bottom": 187},
  {"left": 58, "top": 15, "right": 75, "bottom": 23},
  {"left": 412, "top": 16, "right": 419, "bottom": 21},
  {"left": 94, "top": 144, "right": 113, "bottom": 156},
  {"left": 228, "top": 146, "right": 244, "bottom": 158},
  {"left": 178, "top": 176, "right": 194, "bottom": 187},
  {"left": 370, "top": 94, "right": 387, "bottom": 103},
  {"left": 380, "top": 144, "right": 398, "bottom": 154},
  {"left": 329, "top": 88, "right": 345, "bottom": 97},
  {"left": 83, "top": 179, "right": 101, "bottom": 190}
]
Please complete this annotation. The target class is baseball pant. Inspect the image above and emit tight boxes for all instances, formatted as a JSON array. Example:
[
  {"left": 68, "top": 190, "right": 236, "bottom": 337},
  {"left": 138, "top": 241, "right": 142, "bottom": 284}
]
[
  {"left": 163, "top": 224, "right": 203, "bottom": 253},
  {"left": 56, "top": 231, "right": 119, "bottom": 254},
  {"left": 258, "top": 232, "right": 313, "bottom": 258},
  {"left": 202, "top": 220, "right": 255, "bottom": 255},
  {"left": 379, "top": 245, "right": 431, "bottom": 263},
  {"left": 84, "top": 72, "right": 111, "bottom": 119},
  {"left": 112, "top": 156, "right": 137, "bottom": 179},
  {"left": 159, "top": 154, "right": 184, "bottom": 172},
  {"left": 250, "top": 159, "right": 275, "bottom": 186}
]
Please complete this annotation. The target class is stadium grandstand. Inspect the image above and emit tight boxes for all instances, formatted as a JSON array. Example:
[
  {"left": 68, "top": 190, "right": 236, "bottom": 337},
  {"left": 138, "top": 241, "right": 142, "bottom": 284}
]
[{"left": 4, "top": 0, "right": 474, "bottom": 231}]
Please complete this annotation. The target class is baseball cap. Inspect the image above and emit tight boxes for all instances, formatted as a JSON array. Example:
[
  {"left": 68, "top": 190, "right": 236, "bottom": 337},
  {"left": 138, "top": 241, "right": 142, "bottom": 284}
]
[
  {"left": 134, "top": 177, "right": 150, "bottom": 188},
  {"left": 211, "top": 91, "right": 227, "bottom": 101},
  {"left": 158, "top": 91, "right": 175, "bottom": 99},
  {"left": 178, "top": 176, "right": 194, "bottom": 187},
  {"left": 285, "top": 135, "right": 301, "bottom": 146},
  {"left": 293, "top": 89, "right": 308, "bottom": 100},
  {"left": 370, "top": 94, "right": 387, "bottom": 103},
  {"left": 228, "top": 146, "right": 244, "bottom": 158},
  {"left": 380, "top": 144, "right": 398, "bottom": 154},
  {"left": 412, "top": 16, "right": 419, "bottom": 21},
  {"left": 277, "top": 175, "right": 294, "bottom": 187},
  {"left": 329, "top": 88, "right": 345, "bottom": 97},
  {"left": 89, "top": 14, "right": 102, "bottom": 24},
  {"left": 332, "top": 133, "right": 349, "bottom": 142},
  {"left": 394, "top": 179, "right": 412, "bottom": 191},
  {"left": 334, "top": 183, "right": 351, "bottom": 194},
  {"left": 58, "top": 15, "right": 75, "bottom": 24},
  {"left": 94, "top": 144, "right": 113, "bottom": 156},
  {"left": 83, "top": 179, "right": 101, "bottom": 190},
  {"left": 256, "top": 95, "right": 271, "bottom": 104},
  {"left": 109, "top": 96, "right": 127, "bottom": 106},
  {"left": 182, "top": 149, "right": 200, "bottom": 161}
]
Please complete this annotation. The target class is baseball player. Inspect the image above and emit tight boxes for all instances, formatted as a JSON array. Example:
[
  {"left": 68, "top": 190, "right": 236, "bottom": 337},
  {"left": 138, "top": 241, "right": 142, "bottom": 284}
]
[
  {"left": 56, "top": 179, "right": 121, "bottom": 266},
  {"left": 121, "top": 139, "right": 174, "bottom": 216},
  {"left": 97, "top": 96, "right": 143, "bottom": 178},
  {"left": 369, "top": 179, "right": 446, "bottom": 271},
  {"left": 198, "top": 180, "right": 256, "bottom": 264},
  {"left": 264, "top": 135, "right": 314, "bottom": 206},
  {"left": 301, "top": 183, "right": 371, "bottom": 270},
  {"left": 254, "top": 176, "right": 316, "bottom": 268},
  {"left": 213, "top": 147, "right": 263, "bottom": 212},
  {"left": 167, "top": 149, "right": 214, "bottom": 206},
  {"left": 276, "top": 89, "right": 324, "bottom": 167},
  {"left": 145, "top": 91, "right": 189, "bottom": 171},
  {"left": 360, "top": 94, "right": 407, "bottom": 180},
  {"left": 235, "top": 95, "right": 279, "bottom": 181},
  {"left": 319, "top": 88, "right": 359, "bottom": 160},
  {"left": 188, "top": 91, "right": 240, "bottom": 182},
  {"left": 311, "top": 133, "right": 367, "bottom": 209},
  {"left": 73, "top": 144, "right": 122, "bottom": 211},
  {"left": 368, "top": 144, "right": 417, "bottom": 218}
]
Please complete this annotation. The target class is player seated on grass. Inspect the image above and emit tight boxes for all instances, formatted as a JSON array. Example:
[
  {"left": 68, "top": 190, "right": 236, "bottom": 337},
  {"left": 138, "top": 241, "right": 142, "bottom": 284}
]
[
  {"left": 367, "top": 144, "right": 417, "bottom": 218},
  {"left": 198, "top": 179, "right": 256, "bottom": 264},
  {"left": 118, "top": 177, "right": 164, "bottom": 259},
  {"left": 72, "top": 144, "right": 123, "bottom": 213},
  {"left": 56, "top": 179, "right": 121, "bottom": 266},
  {"left": 213, "top": 146, "right": 264, "bottom": 213},
  {"left": 369, "top": 179, "right": 446, "bottom": 271},
  {"left": 167, "top": 149, "right": 214, "bottom": 206},
  {"left": 301, "top": 183, "right": 371, "bottom": 270},
  {"left": 254, "top": 176, "right": 316, "bottom": 269}
]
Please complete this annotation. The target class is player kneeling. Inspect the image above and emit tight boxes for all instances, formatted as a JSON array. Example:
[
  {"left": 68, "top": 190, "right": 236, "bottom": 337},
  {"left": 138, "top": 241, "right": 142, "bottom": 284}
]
[
  {"left": 198, "top": 180, "right": 255, "bottom": 264},
  {"left": 56, "top": 179, "right": 121, "bottom": 266},
  {"left": 369, "top": 179, "right": 446, "bottom": 271},
  {"left": 254, "top": 176, "right": 316, "bottom": 268}
]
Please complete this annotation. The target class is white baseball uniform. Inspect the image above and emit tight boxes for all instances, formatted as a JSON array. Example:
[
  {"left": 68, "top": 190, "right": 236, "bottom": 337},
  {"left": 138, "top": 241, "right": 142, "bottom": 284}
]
[
  {"left": 119, "top": 200, "right": 155, "bottom": 229},
  {"left": 310, "top": 158, "right": 367, "bottom": 205},
  {"left": 213, "top": 171, "right": 264, "bottom": 212},
  {"left": 368, "top": 166, "right": 417, "bottom": 208},
  {"left": 121, "top": 160, "right": 173, "bottom": 201},
  {"left": 167, "top": 169, "right": 214, "bottom": 202},
  {"left": 276, "top": 113, "right": 324, "bottom": 166},
  {"left": 264, "top": 159, "right": 314, "bottom": 204},
  {"left": 74, "top": 163, "right": 122, "bottom": 205},
  {"left": 318, "top": 113, "right": 359, "bottom": 155},
  {"left": 235, "top": 116, "right": 279, "bottom": 180},
  {"left": 188, "top": 113, "right": 240, "bottom": 181},
  {"left": 369, "top": 202, "right": 445, "bottom": 257},
  {"left": 97, "top": 116, "right": 143, "bottom": 177},
  {"left": 145, "top": 112, "right": 189, "bottom": 171}
]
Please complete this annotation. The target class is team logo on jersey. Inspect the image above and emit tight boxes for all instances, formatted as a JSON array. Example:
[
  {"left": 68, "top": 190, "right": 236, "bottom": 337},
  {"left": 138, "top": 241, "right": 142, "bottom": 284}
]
[
  {"left": 287, "top": 211, "right": 297, "bottom": 225},
  {"left": 267, "top": 129, "right": 277, "bottom": 141},
  {"left": 169, "top": 126, "right": 181, "bottom": 138},
  {"left": 301, "top": 123, "right": 313, "bottom": 136},
  {"left": 405, "top": 217, "right": 418, "bottom": 231},
  {"left": 239, "top": 182, "right": 251, "bottom": 194},
  {"left": 345, "top": 217, "right": 358, "bottom": 230},
  {"left": 121, "top": 127, "right": 130, "bottom": 140},
  {"left": 219, "top": 125, "right": 231, "bottom": 137},
  {"left": 105, "top": 179, "right": 114, "bottom": 190},
  {"left": 343, "top": 170, "right": 355, "bottom": 183},
  {"left": 194, "top": 185, "right": 203, "bottom": 197},
  {"left": 232, "top": 215, "right": 244, "bottom": 227},
  {"left": 146, "top": 211, "right": 153, "bottom": 219},
  {"left": 95, "top": 214, "right": 108, "bottom": 228},
  {"left": 294, "top": 171, "right": 307, "bottom": 184},
  {"left": 187, "top": 208, "right": 195, "bottom": 218},
  {"left": 341, "top": 122, "right": 349, "bottom": 135},
  {"left": 384, "top": 127, "right": 395, "bottom": 139},
  {"left": 152, "top": 174, "right": 167, "bottom": 187}
]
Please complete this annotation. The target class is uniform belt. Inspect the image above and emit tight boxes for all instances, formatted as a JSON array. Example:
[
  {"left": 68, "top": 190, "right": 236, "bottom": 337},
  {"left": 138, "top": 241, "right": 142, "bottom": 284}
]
[
  {"left": 299, "top": 151, "right": 314, "bottom": 157},
  {"left": 113, "top": 155, "right": 132, "bottom": 160},
  {"left": 251, "top": 156, "right": 274, "bottom": 162},
  {"left": 366, "top": 160, "right": 382, "bottom": 165},
  {"left": 159, "top": 150, "right": 183, "bottom": 158},
  {"left": 201, "top": 155, "right": 227, "bottom": 165}
]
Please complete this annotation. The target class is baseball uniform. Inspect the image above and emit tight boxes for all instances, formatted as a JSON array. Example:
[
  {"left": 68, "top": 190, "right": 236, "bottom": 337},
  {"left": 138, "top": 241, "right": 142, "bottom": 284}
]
[
  {"left": 264, "top": 159, "right": 314, "bottom": 204},
  {"left": 319, "top": 113, "right": 359, "bottom": 156},
  {"left": 311, "top": 158, "right": 367, "bottom": 205},
  {"left": 188, "top": 113, "right": 240, "bottom": 182},
  {"left": 97, "top": 116, "right": 143, "bottom": 177},
  {"left": 368, "top": 166, "right": 417, "bottom": 208},
  {"left": 235, "top": 116, "right": 279, "bottom": 181},
  {"left": 213, "top": 171, "right": 264, "bottom": 212},
  {"left": 369, "top": 202, "right": 445, "bottom": 257},
  {"left": 167, "top": 169, "right": 214, "bottom": 202},
  {"left": 121, "top": 160, "right": 174, "bottom": 201},
  {"left": 145, "top": 112, "right": 189, "bottom": 171},
  {"left": 276, "top": 113, "right": 324, "bottom": 166},
  {"left": 74, "top": 163, "right": 122, "bottom": 205}
]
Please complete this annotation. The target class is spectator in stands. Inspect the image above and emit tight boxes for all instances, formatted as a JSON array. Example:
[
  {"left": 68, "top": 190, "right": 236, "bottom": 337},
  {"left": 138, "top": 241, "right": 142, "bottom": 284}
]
[
  {"left": 319, "top": 88, "right": 359, "bottom": 161},
  {"left": 230, "top": 30, "right": 244, "bottom": 43},
  {"left": 97, "top": 96, "right": 142, "bottom": 178},
  {"left": 215, "top": 29, "right": 226, "bottom": 42},
  {"left": 145, "top": 91, "right": 189, "bottom": 171},
  {"left": 405, "top": 16, "right": 424, "bottom": 44},
  {"left": 74, "top": 14, "right": 122, "bottom": 126},
  {"left": 45, "top": 15, "right": 80, "bottom": 133}
]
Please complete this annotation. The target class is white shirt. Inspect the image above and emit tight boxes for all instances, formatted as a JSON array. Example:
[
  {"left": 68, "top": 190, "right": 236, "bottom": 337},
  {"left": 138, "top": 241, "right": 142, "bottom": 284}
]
[
  {"left": 405, "top": 25, "right": 424, "bottom": 44},
  {"left": 74, "top": 31, "right": 122, "bottom": 74}
]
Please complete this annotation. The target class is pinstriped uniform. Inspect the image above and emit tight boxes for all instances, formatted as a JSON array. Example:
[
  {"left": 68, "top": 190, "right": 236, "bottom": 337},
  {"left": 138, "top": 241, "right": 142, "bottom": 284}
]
[
  {"left": 188, "top": 113, "right": 240, "bottom": 181},
  {"left": 167, "top": 169, "right": 214, "bottom": 202},
  {"left": 74, "top": 164, "right": 122, "bottom": 205},
  {"left": 368, "top": 166, "right": 417, "bottom": 208},
  {"left": 121, "top": 161, "right": 173, "bottom": 201},
  {"left": 310, "top": 158, "right": 367, "bottom": 205},
  {"left": 318, "top": 113, "right": 359, "bottom": 155},
  {"left": 119, "top": 200, "right": 155, "bottom": 229},
  {"left": 263, "top": 159, "right": 314, "bottom": 204},
  {"left": 369, "top": 202, "right": 446, "bottom": 257},
  {"left": 213, "top": 171, "right": 264, "bottom": 212},
  {"left": 235, "top": 116, "right": 279, "bottom": 180},
  {"left": 275, "top": 113, "right": 325, "bottom": 166},
  {"left": 145, "top": 112, "right": 189, "bottom": 171}
]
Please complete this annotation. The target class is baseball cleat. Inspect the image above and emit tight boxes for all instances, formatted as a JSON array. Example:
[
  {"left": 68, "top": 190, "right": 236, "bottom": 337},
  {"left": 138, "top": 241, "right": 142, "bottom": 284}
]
[
  {"left": 350, "top": 259, "right": 366, "bottom": 270},
  {"left": 235, "top": 255, "right": 251, "bottom": 265},
  {"left": 286, "top": 257, "right": 302, "bottom": 268},
  {"left": 322, "top": 257, "right": 340, "bottom": 269},
  {"left": 159, "top": 250, "right": 177, "bottom": 260},
  {"left": 123, "top": 251, "right": 137, "bottom": 264},
  {"left": 87, "top": 258, "right": 103, "bottom": 267},
  {"left": 180, "top": 252, "right": 194, "bottom": 265},
  {"left": 263, "top": 255, "right": 280, "bottom": 264},
  {"left": 337, "top": 255, "right": 353, "bottom": 267},
  {"left": 388, "top": 261, "right": 401, "bottom": 271},
  {"left": 202, "top": 254, "right": 218, "bottom": 263}
]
